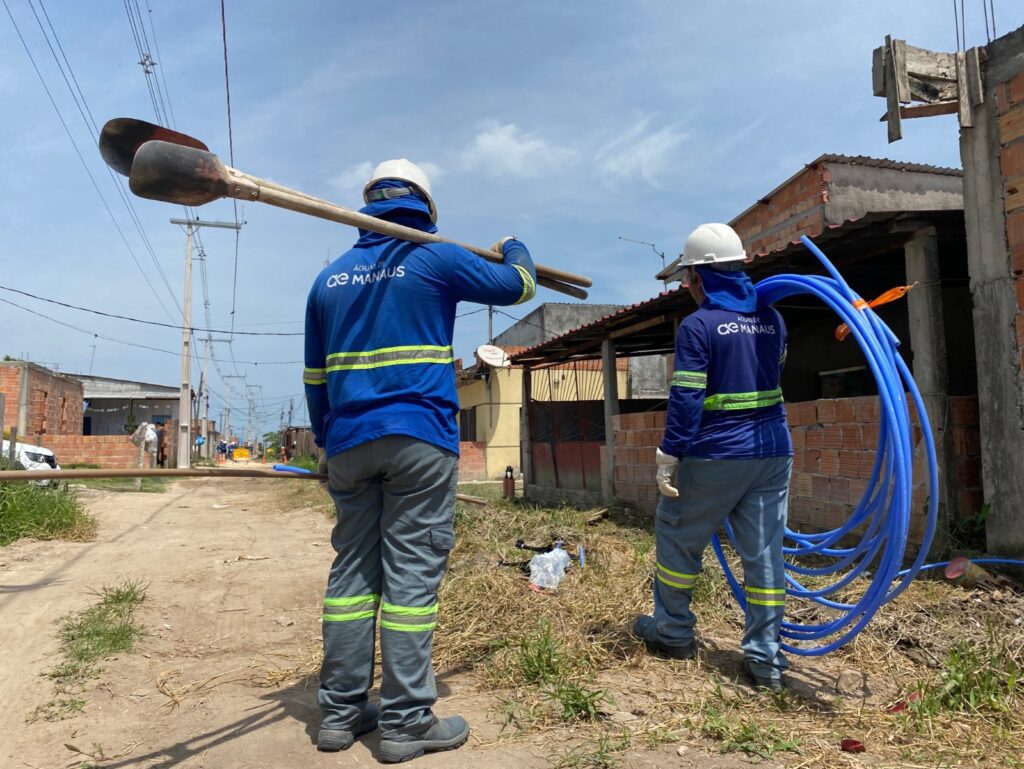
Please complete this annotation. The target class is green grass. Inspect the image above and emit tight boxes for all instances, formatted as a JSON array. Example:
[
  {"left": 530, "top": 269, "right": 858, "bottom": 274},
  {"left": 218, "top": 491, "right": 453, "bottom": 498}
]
[
  {"left": 910, "top": 632, "right": 1022, "bottom": 719},
  {"left": 547, "top": 680, "right": 610, "bottom": 722},
  {"left": 28, "top": 579, "right": 147, "bottom": 723},
  {"left": 0, "top": 482, "right": 96, "bottom": 546},
  {"left": 73, "top": 477, "right": 167, "bottom": 493},
  {"left": 515, "top": 620, "right": 564, "bottom": 684}
]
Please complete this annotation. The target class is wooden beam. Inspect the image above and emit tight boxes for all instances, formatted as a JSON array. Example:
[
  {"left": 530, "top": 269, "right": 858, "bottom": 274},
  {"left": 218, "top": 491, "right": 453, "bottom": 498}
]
[
  {"left": 892, "top": 37, "right": 910, "bottom": 103},
  {"left": 608, "top": 315, "right": 668, "bottom": 340},
  {"left": 885, "top": 36, "right": 903, "bottom": 143},
  {"left": 871, "top": 45, "right": 886, "bottom": 97}
]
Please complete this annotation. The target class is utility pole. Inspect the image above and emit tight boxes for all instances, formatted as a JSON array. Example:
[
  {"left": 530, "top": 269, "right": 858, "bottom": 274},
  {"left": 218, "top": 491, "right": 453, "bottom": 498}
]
[
  {"left": 619, "top": 236, "right": 668, "bottom": 287},
  {"left": 170, "top": 217, "right": 242, "bottom": 469}
]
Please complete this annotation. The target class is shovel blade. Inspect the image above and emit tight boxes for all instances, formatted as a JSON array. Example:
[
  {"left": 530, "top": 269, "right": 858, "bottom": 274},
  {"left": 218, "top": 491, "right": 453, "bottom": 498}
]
[
  {"left": 129, "top": 140, "right": 229, "bottom": 207},
  {"left": 100, "top": 117, "right": 209, "bottom": 176}
]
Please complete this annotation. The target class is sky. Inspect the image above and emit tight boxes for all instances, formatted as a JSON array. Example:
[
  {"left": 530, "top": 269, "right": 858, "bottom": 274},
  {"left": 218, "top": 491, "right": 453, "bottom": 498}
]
[{"left": 0, "top": 1, "right": 1016, "bottom": 439}]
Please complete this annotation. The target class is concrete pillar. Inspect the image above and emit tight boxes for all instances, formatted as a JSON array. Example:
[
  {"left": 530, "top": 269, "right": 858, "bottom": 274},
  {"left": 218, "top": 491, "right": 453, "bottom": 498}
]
[
  {"left": 959, "top": 35, "right": 1024, "bottom": 554},
  {"left": 903, "top": 226, "right": 955, "bottom": 553},
  {"left": 601, "top": 339, "right": 620, "bottom": 503}
]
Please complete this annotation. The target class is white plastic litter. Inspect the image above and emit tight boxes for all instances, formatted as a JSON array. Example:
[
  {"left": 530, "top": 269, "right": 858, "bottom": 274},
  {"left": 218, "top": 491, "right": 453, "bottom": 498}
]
[{"left": 529, "top": 548, "right": 572, "bottom": 590}]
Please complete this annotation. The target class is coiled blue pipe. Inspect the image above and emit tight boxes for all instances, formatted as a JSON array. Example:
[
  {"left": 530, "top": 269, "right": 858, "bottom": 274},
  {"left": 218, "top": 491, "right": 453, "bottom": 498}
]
[{"left": 710, "top": 235, "right": 940, "bottom": 656}]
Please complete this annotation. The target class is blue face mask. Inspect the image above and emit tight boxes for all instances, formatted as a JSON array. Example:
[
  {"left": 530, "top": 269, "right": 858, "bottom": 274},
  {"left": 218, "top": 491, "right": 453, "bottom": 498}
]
[
  {"left": 359, "top": 180, "right": 437, "bottom": 235},
  {"left": 695, "top": 265, "right": 758, "bottom": 312}
]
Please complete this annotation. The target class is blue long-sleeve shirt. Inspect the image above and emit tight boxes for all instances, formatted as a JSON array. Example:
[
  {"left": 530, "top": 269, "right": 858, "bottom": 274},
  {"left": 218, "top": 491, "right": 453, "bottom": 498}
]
[
  {"left": 661, "top": 303, "right": 792, "bottom": 459},
  {"left": 304, "top": 203, "right": 536, "bottom": 457}
]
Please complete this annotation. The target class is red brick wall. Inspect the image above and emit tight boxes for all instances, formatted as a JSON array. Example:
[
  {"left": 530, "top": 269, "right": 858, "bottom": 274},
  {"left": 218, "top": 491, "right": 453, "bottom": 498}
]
[
  {"left": 40, "top": 435, "right": 149, "bottom": 469},
  {"left": 731, "top": 164, "right": 829, "bottom": 257},
  {"left": 0, "top": 366, "right": 20, "bottom": 430},
  {"left": 27, "top": 366, "right": 83, "bottom": 437},
  {"left": 612, "top": 396, "right": 983, "bottom": 546},
  {"left": 995, "top": 71, "right": 1024, "bottom": 371},
  {"left": 0, "top": 363, "right": 83, "bottom": 438},
  {"left": 459, "top": 441, "right": 487, "bottom": 481}
]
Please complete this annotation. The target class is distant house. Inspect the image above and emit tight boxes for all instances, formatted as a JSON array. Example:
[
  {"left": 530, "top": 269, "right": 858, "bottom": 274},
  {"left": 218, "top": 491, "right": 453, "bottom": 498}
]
[
  {"left": 74, "top": 374, "right": 180, "bottom": 436},
  {"left": 455, "top": 303, "right": 666, "bottom": 481}
]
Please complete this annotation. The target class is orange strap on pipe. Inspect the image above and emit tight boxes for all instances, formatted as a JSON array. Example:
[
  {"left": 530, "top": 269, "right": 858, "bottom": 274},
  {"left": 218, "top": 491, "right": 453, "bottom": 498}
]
[{"left": 834, "top": 284, "right": 916, "bottom": 341}]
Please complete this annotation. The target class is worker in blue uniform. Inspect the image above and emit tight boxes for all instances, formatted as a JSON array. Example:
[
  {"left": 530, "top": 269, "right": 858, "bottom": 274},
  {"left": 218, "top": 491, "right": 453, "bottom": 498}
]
[
  {"left": 304, "top": 158, "right": 536, "bottom": 760},
  {"left": 633, "top": 222, "right": 793, "bottom": 691}
]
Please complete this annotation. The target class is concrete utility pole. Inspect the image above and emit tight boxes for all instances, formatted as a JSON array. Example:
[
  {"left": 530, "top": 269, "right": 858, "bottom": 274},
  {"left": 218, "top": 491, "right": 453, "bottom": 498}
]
[
  {"left": 198, "top": 335, "right": 230, "bottom": 458},
  {"left": 171, "top": 217, "right": 242, "bottom": 469}
]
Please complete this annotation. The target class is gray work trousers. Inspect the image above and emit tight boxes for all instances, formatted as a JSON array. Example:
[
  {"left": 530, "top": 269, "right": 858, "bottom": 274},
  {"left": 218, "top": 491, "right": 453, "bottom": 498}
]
[
  {"left": 319, "top": 435, "right": 457, "bottom": 738},
  {"left": 653, "top": 456, "right": 792, "bottom": 680}
]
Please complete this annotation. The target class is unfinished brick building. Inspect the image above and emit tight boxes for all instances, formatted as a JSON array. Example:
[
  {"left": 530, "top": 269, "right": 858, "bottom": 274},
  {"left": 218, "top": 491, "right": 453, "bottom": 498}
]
[{"left": 0, "top": 360, "right": 83, "bottom": 440}]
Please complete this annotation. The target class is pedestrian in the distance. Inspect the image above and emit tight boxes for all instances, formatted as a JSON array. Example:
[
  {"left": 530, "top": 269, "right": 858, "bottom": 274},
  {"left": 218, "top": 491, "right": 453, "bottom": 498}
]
[{"left": 304, "top": 159, "right": 536, "bottom": 761}]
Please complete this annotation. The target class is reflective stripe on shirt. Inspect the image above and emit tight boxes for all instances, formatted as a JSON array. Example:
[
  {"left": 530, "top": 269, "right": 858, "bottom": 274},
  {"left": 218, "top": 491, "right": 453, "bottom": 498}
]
[
  {"left": 671, "top": 370, "right": 708, "bottom": 390},
  {"left": 703, "top": 388, "right": 783, "bottom": 411},
  {"left": 324, "top": 345, "right": 454, "bottom": 372}
]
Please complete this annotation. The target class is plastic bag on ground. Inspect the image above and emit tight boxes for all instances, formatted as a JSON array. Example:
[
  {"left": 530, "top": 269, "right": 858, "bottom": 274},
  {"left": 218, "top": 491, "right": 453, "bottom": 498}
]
[{"left": 529, "top": 548, "right": 572, "bottom": 590}]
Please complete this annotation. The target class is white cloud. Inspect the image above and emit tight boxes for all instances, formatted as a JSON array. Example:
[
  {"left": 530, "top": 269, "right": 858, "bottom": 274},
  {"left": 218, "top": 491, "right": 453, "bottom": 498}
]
[
  {"left": 596, "top": 118, "right": 688, "bottom": 187},
  {"left": 458, "top": 121, "right": 576, "bottom": 177}
]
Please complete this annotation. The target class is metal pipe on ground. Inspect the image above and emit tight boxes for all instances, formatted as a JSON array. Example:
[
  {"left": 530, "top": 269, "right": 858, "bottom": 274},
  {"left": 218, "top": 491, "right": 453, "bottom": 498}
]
[{"left": 0, "top": 467, "right": 489, "bottom": 506}]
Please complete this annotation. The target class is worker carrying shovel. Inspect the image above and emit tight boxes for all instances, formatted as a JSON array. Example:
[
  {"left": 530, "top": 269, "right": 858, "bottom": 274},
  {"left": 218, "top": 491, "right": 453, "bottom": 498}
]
[
  {"left": 304, "top": 159, "right": 536, "bottom": 760},
  {"left": 633, "top": 223, "right": 793, "bottom": 691}
]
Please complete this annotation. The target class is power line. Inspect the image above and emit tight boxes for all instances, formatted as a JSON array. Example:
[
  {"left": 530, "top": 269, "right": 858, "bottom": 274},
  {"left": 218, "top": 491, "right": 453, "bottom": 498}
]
[
  {"left": 4, "top": 0, "right": 179, "bottom": 321},
  {"left": 219, "top": 0, "right": 242, "bottom": 347},
  {"left": 0, "top": 295, "right": 303, "bottom": 367},
  {"left": 0, "top": 283, "right": 304, "bottom": 335}
]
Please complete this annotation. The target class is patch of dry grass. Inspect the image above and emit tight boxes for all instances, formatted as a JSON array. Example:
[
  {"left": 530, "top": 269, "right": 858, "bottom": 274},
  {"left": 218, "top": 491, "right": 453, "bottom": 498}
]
[{"left": 269, "top": 480, "right": 1024, "bottom": 767}]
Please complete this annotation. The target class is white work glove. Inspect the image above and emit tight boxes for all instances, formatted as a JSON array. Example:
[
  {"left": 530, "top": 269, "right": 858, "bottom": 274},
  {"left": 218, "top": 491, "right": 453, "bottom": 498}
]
[
  {"left": 490, "top": 235, "right": 516, "bottom": 255},
  {"left": 655, "top": 448, "right": 679, "bottom": 498},
  {"left": 318, "top": 451, "right": 329, "bottom": 490}
]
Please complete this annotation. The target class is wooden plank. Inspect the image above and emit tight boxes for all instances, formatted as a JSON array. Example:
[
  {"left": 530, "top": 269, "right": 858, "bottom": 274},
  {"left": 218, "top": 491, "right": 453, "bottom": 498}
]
[
  {"left": 955, "top": 51, "right": 973, "bottom": 128},
  {"left": 872, "top": 45, "right": 886, "bottom": 97},
  {"left": 904, "top": 43, "right": 956, "bottom": 79},
  {"left": 885, "top": 36, "right": 903, "bottom": 143},
  {"left": 909, "top": 76, "right": 958, "bottom": 103},
  {"left": 901, "top": 101, "right": 959, "bottom": 119},
  {"left": 608, "top": 315, "right": 667, "bottom": 340},
  {"left": 893, "top": 38, "right": 911, "bottom": 103},
  {"left": 965, "top": 47, "right": 984, "bottom": 107}
]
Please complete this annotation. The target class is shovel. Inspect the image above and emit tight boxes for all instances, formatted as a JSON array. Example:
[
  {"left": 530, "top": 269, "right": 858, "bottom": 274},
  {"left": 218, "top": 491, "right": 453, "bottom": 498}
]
[{"left": 99, "top": 118, "right": 591, "bottom": 299}]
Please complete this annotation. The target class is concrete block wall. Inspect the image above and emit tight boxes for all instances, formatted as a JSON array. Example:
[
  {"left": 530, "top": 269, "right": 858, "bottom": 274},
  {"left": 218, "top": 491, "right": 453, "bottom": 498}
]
[
  {"left": 458, "top": 441, "right": 487, "bottom": 481},
  {"left": 41, "top": 435, "right": 148, "bottom": 469}
]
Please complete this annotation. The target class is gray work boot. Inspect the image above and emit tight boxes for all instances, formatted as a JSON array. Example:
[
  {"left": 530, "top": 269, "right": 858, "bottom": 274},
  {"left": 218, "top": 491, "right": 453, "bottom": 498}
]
[
  {"left": 632, "top": 615, "right": 697, "bottom": 660},
  {"left": 378, "top": 715, "right": 470, "bottom": 763},
  {"left": 317, "top": 702, "right": 380, "bottom": 752},
  {"left": 741, "top": 659, "right": 784, "bottom": 692}
]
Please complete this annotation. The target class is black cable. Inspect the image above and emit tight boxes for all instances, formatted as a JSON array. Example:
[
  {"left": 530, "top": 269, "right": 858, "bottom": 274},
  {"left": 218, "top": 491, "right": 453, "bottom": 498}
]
[
  {"left": 5, "top": 0, "right": 179, "bottom": 321},
  {"left": 0, "top": 296, "right": 302, "bottom": 366},
  {"left": 0, "top": 283, "right": 304, "bottom": 336}
]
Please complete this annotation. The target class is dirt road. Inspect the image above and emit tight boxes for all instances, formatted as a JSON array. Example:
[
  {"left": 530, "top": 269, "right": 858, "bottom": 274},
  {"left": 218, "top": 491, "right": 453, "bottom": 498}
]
[{"left": 0, "top": 479, "right": 570, "bottom": 769}]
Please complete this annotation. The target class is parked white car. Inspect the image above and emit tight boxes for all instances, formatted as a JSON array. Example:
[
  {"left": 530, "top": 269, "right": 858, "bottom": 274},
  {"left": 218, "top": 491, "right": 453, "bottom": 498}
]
[{"left": 1, "top": 439, "right": 61, "bottom": 477}]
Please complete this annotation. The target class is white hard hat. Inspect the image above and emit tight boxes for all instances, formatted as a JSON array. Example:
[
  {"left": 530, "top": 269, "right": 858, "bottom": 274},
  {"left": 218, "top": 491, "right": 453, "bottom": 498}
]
[
  {"left": 679, "top": 223, "right": 747, "bottom": 271},
  {"left": 363, "top": 158, "right": 437, "bottom": 223}
]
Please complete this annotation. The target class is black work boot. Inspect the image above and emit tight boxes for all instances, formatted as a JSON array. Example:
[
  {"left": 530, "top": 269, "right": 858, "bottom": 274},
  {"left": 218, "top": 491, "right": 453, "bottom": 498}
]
[
  {"left": 632, "top": 615, "right": 696, "bottom": 660},
  {"left": 317, "top": 702, "right": 380, "bottom": 752}
]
